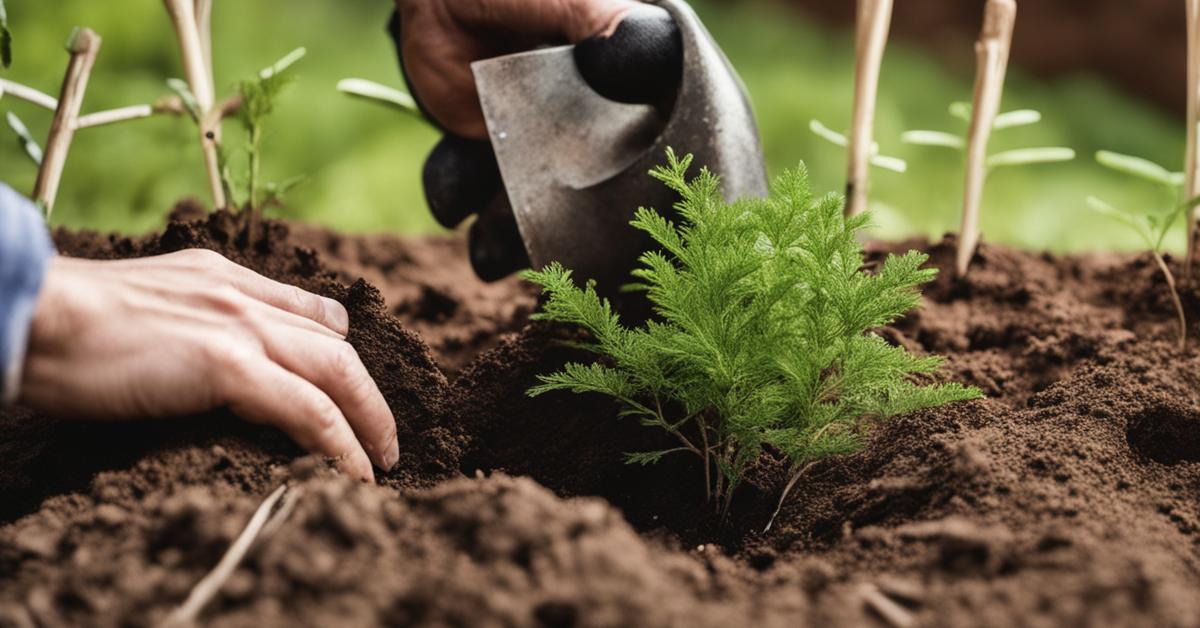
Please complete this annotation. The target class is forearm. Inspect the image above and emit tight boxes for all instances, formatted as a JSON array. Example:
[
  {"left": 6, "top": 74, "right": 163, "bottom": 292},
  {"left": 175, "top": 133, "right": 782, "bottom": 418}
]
[{"left": 0, "top": 184, "right": 55, "bottom": 403}]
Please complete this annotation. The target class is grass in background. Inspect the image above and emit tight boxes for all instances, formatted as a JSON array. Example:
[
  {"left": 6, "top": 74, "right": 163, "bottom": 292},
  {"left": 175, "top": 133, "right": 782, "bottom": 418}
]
[{"left": 0, "top": 0, "right": 1188, "bottom": 253}]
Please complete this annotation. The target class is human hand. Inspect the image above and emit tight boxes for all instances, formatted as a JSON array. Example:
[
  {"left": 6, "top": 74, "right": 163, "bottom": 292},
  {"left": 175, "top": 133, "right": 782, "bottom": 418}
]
[
  {"left": 391, "top": 0, "right": 684, "bottom": 281},
  {"left": 18, "top": 250, "right": 397, "bottom": 482}
]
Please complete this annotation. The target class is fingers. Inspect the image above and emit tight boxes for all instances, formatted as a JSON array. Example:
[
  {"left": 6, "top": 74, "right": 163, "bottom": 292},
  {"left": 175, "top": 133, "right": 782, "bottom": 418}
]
[
  {"left": 225, "top": 267, "right": 350, "bottom": 337},
  {"left": 218, "top": 351, "right": 375, "bottom": 482},
  {"left": 423, "top": 136, "right": 502, "bottom": 229},
  {"left": 574, "top": 4, "right": 683, "bottom": 107},
  {"left": 255, "top": 323, "right": 399, "bottom": 473}
]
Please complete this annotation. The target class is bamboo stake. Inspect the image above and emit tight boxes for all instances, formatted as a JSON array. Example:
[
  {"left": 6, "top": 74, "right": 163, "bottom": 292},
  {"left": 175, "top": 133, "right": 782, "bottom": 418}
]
[
  {"left": 956, "top": 0, "right": 1017, "bottom": 277},
  {"left": 1186, "top": 0, "right": 1200, "bottom": 279},
  {"left": 33, "top": 28, "right": 100, "bottom": 217},
  {"left": 844, "top": 0, "right": 894, "bottom": 218},
  {"left": 163, "top": 0, "right": 225, "bottom": 209}
]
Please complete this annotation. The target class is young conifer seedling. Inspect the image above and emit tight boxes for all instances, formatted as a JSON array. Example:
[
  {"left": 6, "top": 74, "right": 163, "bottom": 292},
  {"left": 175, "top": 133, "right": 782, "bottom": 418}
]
[
  {"left": 1087, "top": 150, "right": 1196, "bottom": 351},
  {"left": 523, "top": 150, "right": 981, "bottom": 521}
]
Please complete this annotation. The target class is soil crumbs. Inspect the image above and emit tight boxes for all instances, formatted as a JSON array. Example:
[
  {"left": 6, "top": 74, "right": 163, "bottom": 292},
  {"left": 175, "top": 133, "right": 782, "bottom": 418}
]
[{"left": 4, "top": 206, "right": 1200, "bottom": 627}]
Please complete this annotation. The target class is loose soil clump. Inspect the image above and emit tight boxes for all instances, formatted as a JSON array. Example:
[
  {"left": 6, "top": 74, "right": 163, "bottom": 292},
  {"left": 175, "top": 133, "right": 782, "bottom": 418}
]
[{"left": 3, "top": 208, "right": 1200, "bottom": 626}]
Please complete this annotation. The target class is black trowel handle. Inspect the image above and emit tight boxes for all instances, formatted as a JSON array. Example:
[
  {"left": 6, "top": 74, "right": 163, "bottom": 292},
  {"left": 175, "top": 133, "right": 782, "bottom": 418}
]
[{"left": 389, "top": 2, "right": 684, "bottom": 282}]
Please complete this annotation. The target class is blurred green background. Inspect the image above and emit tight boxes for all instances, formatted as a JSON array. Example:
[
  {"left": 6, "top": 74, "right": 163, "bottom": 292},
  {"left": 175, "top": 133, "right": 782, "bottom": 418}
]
[{"left": 0, "top": 0, "right": 1188, "bottom": 252}]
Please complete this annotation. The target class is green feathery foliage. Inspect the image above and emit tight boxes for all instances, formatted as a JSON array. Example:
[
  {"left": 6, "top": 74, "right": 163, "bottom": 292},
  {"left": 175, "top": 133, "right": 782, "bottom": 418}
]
[{"left": 523, "top": 150, "right": 981, "bottom": 518}]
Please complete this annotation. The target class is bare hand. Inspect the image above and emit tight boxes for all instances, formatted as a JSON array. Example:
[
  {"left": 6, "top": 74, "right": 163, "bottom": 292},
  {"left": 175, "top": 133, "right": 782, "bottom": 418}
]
[{"left": 19, "top": 249, "right": 398, "bottom": 482}]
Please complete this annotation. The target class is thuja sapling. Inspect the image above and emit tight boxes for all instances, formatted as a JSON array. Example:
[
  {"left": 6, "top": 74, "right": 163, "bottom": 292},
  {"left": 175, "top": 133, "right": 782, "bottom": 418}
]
[
  {"left": 523, "top": 150, "right": 981, "bottom": 521},
  {"left": 1087, "top": 151, "right": 1197, "bottom": 351}
]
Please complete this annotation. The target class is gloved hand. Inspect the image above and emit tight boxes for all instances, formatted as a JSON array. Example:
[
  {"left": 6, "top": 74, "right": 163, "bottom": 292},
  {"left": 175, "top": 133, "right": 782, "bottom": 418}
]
[{"left": 391, "top": 0, "right": 684, "bottom": 281}]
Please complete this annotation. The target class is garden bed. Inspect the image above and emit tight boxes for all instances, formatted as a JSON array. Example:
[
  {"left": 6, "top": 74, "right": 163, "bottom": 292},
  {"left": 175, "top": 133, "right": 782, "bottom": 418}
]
[{"left": 2, "top": 206, "right": 1200, "bottom": 626}]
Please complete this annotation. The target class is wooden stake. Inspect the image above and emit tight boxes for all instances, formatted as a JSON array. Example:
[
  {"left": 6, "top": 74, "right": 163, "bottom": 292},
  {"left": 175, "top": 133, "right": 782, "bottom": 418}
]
[
  {"left": 33, "top": 28, "right": 100, "bottom": 218},
  {"left": 163, "top": 0, "right": 225, "bottom": 209},
  {"left": 956, "top": 0, "right": 1017, "bottom": 277},
  {"left": 1186, "top": 0, "right": 1200, "bottom": 279},
  {"left": 845, "top": 0, "right": 894, "bottom": 218},
  {"left": 194, "top": 0, "right": 214, "bottom": 89}
]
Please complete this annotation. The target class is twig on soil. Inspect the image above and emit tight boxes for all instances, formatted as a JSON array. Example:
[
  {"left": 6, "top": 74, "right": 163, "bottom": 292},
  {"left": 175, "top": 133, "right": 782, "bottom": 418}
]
[
  {"left": 1186, "top": 0, "right": 1200, "bottom": 279},
  {"left": 33, "top": 27, "right": 101, "bottom": 217},
  {"left": 861, "top": 583, "right": 916, "bottom": 628},
  {"left": 162, "top": 484, "right": 297, "bottom": 627},
  {"left": 844, "top": 0, "right": 894, "bottom": 218},
  {"left": 957, "top": 0, "right": 1016, "bottom": 277}
]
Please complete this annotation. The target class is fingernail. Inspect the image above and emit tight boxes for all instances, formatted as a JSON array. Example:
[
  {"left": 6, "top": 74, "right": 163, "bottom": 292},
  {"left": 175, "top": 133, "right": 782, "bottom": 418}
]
[
  {"left": 325, "top": 298, "right": 350, "bottom": 335},
  {"left": 381, "top": 440, "right": 400, "bottom": 472}
]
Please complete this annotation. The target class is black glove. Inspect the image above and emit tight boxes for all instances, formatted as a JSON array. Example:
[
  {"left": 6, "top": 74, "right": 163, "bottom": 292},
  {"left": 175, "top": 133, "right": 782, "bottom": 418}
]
[{"left": 388, "top": 4, "right": 683, "bottom": 282}]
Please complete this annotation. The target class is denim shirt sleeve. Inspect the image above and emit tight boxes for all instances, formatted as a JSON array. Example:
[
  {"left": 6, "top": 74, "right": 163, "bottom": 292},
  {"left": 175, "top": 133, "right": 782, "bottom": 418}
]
[{"left": 0, "top": 184, "right": 55, "bottom": 404}]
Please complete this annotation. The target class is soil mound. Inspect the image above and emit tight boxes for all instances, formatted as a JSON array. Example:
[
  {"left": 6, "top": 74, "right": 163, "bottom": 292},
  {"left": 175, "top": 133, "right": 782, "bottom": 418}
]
[{"left": 3, "top": 211, "right": 1200, "bottom": 626}]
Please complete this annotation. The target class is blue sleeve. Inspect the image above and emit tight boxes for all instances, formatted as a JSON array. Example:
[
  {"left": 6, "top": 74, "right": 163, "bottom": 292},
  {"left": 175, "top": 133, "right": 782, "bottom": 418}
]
[{"left": 0, "top": 185, "right": 55, "bottom": 404}]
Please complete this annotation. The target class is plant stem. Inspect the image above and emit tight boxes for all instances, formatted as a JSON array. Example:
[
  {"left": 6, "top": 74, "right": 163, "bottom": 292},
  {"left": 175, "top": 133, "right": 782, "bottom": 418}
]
[
  {"left": 248, "top": 124, "right": 261, "bottom": 210},
  {"left": 194, "top": 0, "right": 213, "bottom": 85},
  {"left": 1186, "top": 0, "right": 1200, "bottom": 280},
  {"left": 844, "top": 0, "right": 894, "bottom": 218},
  {"left": 0, "top": 78, "right": 57, "bottom": 110},
  {"left": 957, "top": 0, "right": 1016, "bottom": 277},
  {"left": 700, "top": 424, "right": 712, "bottom": 503},
  {"left": 763, "top": 461, "right": 816, "bottom": 534},
  {"left": 1152, "top": 251, "right": 1188, "bottom": 351},
  {"left": 75, "top": 104, "right": 154, "bottom": 129},
  {"left": 34, "top": 27, "right": 101, "bottom": 218},
  {"left": 163, "top": 0, "right": 225, "bottom": 209}
]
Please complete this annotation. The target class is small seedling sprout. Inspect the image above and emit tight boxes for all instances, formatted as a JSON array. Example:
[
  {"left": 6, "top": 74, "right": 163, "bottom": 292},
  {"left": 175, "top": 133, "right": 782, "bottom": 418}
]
[
  {"left": 238, "top": 47, "right": 307, "bottom": 210},
  {"left": 903, "top": 98, "right": 1075, "bottom": 277},
  {"left": 810, "top": 119, "right": 907, "bottom": 174},
  {"left": 844, "top": 0, "right": 895, "bottom": 217},
  {"left": 1087, "top": 150, "right": 1195, "bottom": 351}
]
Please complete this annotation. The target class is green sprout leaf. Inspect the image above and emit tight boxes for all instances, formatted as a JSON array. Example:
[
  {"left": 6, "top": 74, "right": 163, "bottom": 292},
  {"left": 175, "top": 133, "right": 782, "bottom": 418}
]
[
  {"left": 949, "top": 101, "right": 972, "bottom": 122},
  {"left": 809, "top": 119, "right": 907, "bottom": 173},
  {"left": 0, "top": 0, "right": 12, "bottom": 69},
  {"left": 524, "top": 149, "right": 979, "bottom": 518},
  {"left": 1095, "top": 150, "right": 1183, "bottom": 188},
  {"left": 165, "top": 78, "right": 201, "bottom": 123},
  {"left": 992, "top": 109, "right": 1042, "bottom": 130},
  {"left": 259, "top": 46, "right": 306, "bottom": 81},
  {"left": 901, "top": 130, "right": 964, "bottom": 150},
  {"left": 337, "top": 78, "right": 421, "bottom": 117},
  {"left": 987, "top": 147, "right": 1076, "bottom": 169},
  {"left": 7, "top": 111, "right": 42, "bottom": 165}
]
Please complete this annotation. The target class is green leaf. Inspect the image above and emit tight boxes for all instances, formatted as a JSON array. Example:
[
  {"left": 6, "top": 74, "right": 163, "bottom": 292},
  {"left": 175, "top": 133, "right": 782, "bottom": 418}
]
[
  {"left": 901, "top": 130, "right": 964, "bottom": 150},
  {"left": 809, "top": 119, "right": 848, "bottom": 147},
  {"left": 949, "top": 101, "right": 972, "bottom": 122},
  {"left": 986, "top": 147, "right": 1075, "bottom": 169},
  {"left": 259, "top": 47, "right": 306, "bottom": 80},
  {"left": 165, "top": 78, "right": 201, "bottom": 123},
  {"left": 992, "top": 109, "right": 1042, "bottom": 130},
  {"left": 869, "top": 154, "right": 907, "bottom": 173},
  {"left": 624, "top": 448, "right": 691, "bottom": 466},
  {"left": 0, "top": 0, "right": 11, "bottom": 69},
  {"left": 337, "top": 78, "right": 421, "bottom": 117},
  {"left": 1095, "top": 150, "right": 1181, "bottom": 188},
  {"left": 1086, "top": 196, "right": 1154, "bottom": 249},
  {"left": 6, "top": 111, "right": 42, "bottom": 165}
]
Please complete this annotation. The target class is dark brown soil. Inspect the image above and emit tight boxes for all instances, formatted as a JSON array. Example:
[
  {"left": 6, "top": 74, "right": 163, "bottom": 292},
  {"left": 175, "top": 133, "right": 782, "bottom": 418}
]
[
  {"left": 785, "top": 0, "right": 1188, "bottom": 114},
  {"left": 3, "top": 207, "right": 1200, "bottom": 626}
]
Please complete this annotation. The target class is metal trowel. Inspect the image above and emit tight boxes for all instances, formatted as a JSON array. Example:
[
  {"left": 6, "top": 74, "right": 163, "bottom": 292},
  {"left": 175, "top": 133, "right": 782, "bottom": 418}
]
[{"left": 471, "top": 0, "right": 768, "bottom": 294}]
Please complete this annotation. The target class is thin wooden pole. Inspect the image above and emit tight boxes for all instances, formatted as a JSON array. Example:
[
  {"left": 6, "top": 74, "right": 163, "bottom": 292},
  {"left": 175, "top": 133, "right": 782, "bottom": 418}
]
[
  {"left": 956, "top": 0, "right": 1017, "bottom": 277},
  {"left": 33, "top": 28, "right": 101, "bottom": 218},
  {"left": 163, "top": 0, "right": 225, "bottom": 209},
  {"left": 845, "top": 0, "right": 894, "bottom": 218},
  {"left": 1185, "top": 0, "right": 1200, "bottom": 279}
]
